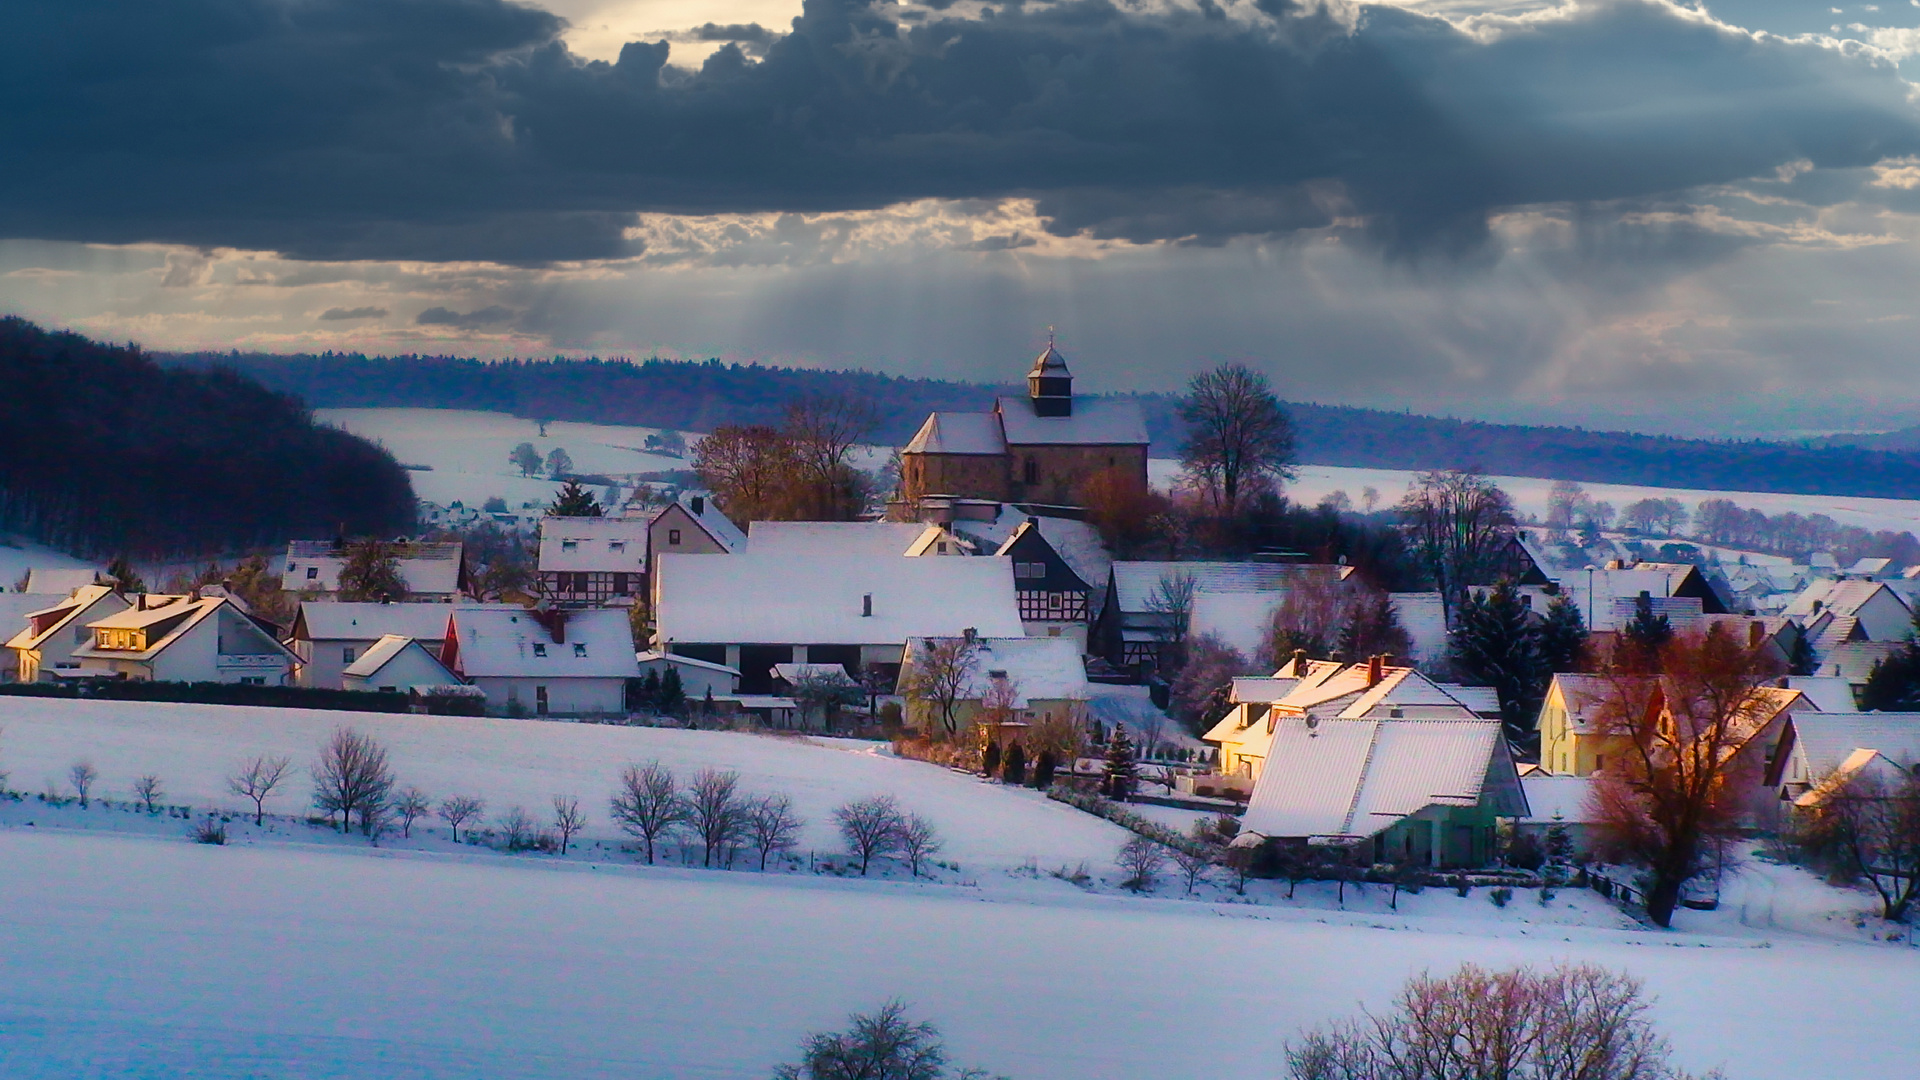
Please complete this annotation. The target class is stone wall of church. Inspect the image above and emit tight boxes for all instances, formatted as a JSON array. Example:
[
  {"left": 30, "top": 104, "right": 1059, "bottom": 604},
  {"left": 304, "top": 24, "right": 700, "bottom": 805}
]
[
  {"left": 902, "top": 452, "right": 1010, "bottom": 501},
  {"left": 1009, "top": 444, "right": 1149, "bottom": 504}
]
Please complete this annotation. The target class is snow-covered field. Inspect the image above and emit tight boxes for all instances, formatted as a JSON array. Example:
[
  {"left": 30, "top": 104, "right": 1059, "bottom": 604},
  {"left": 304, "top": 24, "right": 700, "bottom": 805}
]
[
  {"left": 0, "top": 535, "right": 93, "bottom": 590},
  {"left": 1147, "top": 460, "right": 1920, "bottom": 536},
  {"left": 316, "top": 408, "right": 691, "bottom": 509}
]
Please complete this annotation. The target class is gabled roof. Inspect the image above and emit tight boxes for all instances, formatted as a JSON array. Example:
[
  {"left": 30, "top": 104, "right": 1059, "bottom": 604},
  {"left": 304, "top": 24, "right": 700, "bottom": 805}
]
[
  {"left": 292, "top": 601, "right": 465, "bottom": 642},
  {"left": 1782, "top": 712, "right": 1920, "bottom": 783},
  {"left": 538, "top": 516, "right": 649, "bottom": 573},
  {"left": 4, "top": 585, "right": 121, "bottom": 651},
  {"left": 1229, "top": 676, "right": 1303, "bottom": 704},
  {"left": 1818, "top": 641, "right": 1904, "bottom": 682},
  {"left": 748, "top": 521, "right": 926, "bottom": 559},
  {"left": 282, "top": 540, "right": 464, "bottom": 595},
  {"left": 76, "top": 596, "right": 296, "bottom": 664},
  {"left": 1783, "top": 578, "right": 1905, "bottom": 620},
  {"left": 995, "top": 395, "right": 1148, "bottom": 447},
  {"left": 443, "top": 606, "right": 638, "bottom": 679},
  {"left": 904, "top": 525, "right": 978, "bottom": 557},
  {"left": 1388, "top": 592, "right": 1448, "bottom": 664},
  {"left": 342, "top": 634, "right": 457, "bottom": 684},
  {"left": 24, "top": 568, "right": 99, "bottom": 595},
  {"left": 1807, "top": 613, "right": 1864, "bottom": 655},
  {"left": 1109, "top": 561, "right": 1351, "bottom": 614},
  {"left": 636, "top": 649, "right": 742, "bottom": 677},
  {"left": 955, "top": 508, "right": 1111, "bottom": 598},
  {"left": 1518, "top": 775, "right": 1597, "bottom": 824},
  {"left": 904, "top": 635, "right": 1090, "bottom": 705},
  {"left": 657, "top": 553, "right": 1025, "bottom": 646},
  {"left": 1785, "top": 675, "right": 1857, "bottom": 713},
  {"left": 903, "top": 412, "right": 1007, "bottom": 456},
  {"left": 1240, "top": 718, "right": 1517, "bottom": 840},
  {"left": 668, "top": 493, "right": 748, "bottom": 553}
]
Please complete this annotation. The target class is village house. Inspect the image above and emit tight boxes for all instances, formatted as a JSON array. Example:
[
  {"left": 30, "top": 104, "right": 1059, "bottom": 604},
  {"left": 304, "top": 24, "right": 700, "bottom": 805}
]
[
  {"left": 74, "top": 594, "right": 298, "bottom": 685},
  {"left": 289, "top": 601, "right": 474, "bottom": 691},
  {"left": 1766, "top": 711, "right": 1920, "bottom": 809},
  {"left": 1093, "top": 561, "right": 1354, "bottom": 671},
  {"left": 1782, "top": 578, "right": 1913, "bottom": 663},
  {"left": 654, "top": 551, "right": 1025, "bottom": 693},
  {"left": 898, "top": 634, "right": 1091, "bottom": 737},
  {"left": 1512, "top": 773, "right": 1600, "bottom": 859},
  {"left": 339, "top": 634, "right": 461, "bottom": 694},
  {"left": 0, "top": 592, "right": 64, "bottom": 682},
  {"left": 537, "top": 516, "right": 650, "bottom": 608},
  {"left": 439, "top": 605, "right": 638, "bottom": 718},
  {"left": 635, "top": 649, "right": 740, "bottom": 700},
  {"left": 5, "top": 584, "right": 131, "bottom": 682},
  {"left": 281, "top": 539, "right": 464, "bottom": 601},
  {"left": 1234, "top": 713, "right": 1527, "bottom": 869},
  {"left": 899, "top": 341, "right": 1149, "bottom": 507}
]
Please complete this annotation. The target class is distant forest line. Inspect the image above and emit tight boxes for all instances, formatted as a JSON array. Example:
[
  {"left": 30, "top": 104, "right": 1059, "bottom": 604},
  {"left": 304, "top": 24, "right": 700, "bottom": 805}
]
[
  {"left": 1, "top": 320, "right": 415, "bottom": 560},
  {"left": 166, "top": 350, "right": 1920, "bottom": 501}
]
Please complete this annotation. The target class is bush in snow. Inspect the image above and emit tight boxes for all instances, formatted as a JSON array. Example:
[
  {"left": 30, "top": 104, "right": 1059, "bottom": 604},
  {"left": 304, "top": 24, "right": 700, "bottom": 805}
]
[
  {"left": 496, "top": 806, "right": 550, "bottom": 852},
  {"left": 437, "top": 795, "right": 485, "bottom": 843},
  {"left": 1490, "top": 887, "right": 1513, "bottom": 908},
  {"left": 394, "top": 787, "right": 432, "bottom": 839},
  {"left": 1285, "top": 963, "right": 1718, "bottom": 1080},
  {"left": 771, "top": 1000, "right": 1005, "bottom": 1080},
  {"left": 1116, "top": 835, "right": 1167, "bottom": 892},
  {"left": 191, "top": 816, "right": 227, "bottom": 846},
  {"left": 835, "top": 795, "right": 906, "bottom": 875}
]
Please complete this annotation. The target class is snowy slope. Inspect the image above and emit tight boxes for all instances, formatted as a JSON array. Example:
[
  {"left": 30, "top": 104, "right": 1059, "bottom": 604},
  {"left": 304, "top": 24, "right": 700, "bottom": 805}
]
[
  {"left": 0, "top": 536, "right": 94, "bottom": 592},
  {"left": 0, "top": 829, "right": 1914, "bottom": 1080},
  {"left": 0, "top": 697, "right": 1127, "bottom": 869}
]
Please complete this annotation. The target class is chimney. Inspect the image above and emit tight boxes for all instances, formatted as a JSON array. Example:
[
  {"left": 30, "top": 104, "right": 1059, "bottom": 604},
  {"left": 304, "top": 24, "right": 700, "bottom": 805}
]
[
  {"left": 862, "top": 593, "right": 873, "bottom": 617},
  {"left": 1366, "top": 654, "right": 1383, "bottom": 686},
  {"left": 690, "top": 495, "right": 705, "bottom": 515},
  {"left": 1291, "top": 649, "right": 1309, "bottom": 677},
  {"left": 1750, "top": 620, "right": 1764, "bottom": 648},
  {"left": 535, "top": 608, "right": 567, "bottom": 644}
]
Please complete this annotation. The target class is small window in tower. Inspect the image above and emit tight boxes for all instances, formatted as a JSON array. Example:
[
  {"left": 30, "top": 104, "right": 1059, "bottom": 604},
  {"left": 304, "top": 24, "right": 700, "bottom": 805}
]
[{"left": 1023, "top": 458, "right": 1039, "bottom": 485}]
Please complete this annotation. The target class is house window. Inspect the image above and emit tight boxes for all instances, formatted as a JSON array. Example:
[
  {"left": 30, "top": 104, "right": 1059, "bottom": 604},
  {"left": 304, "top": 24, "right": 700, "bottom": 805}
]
[
  {"left": 610, "top": 541, "right": 625, "bottom": 553},
  {"left": 342, "top": 647, "right": 356, "bottom": 664},
  {"left": 573, "top": 643, "right": 587, "bottom": 657},
  {"left": 533, "top": 643, "right": 547, "bottom": 657},
  {"left": 562, "top": 539, "right": 578, "bottom": 551},
  {"left": 1595, "top": 754, "right": 1605, "bottom": 772},
  {"left": 306, "top": 566, "right": 319, "bottom": 580},
  {"left": 1023, "top": 457, "right": 1039, "bottom": 485},
  {"left": 669, "top": 529, "right": 682, "bottom": 545},
  {"left": 535, "top": 685, "right": 549, "bottom": 715},
  {"left": 240, "top": 676, "right": 266, "bottom": 686}
]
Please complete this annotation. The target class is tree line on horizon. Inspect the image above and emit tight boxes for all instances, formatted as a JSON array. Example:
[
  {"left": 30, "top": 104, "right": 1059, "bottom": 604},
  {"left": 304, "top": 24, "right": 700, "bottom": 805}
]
[{"left": 0, "top": 318, "right": 416, "bottom": 560}]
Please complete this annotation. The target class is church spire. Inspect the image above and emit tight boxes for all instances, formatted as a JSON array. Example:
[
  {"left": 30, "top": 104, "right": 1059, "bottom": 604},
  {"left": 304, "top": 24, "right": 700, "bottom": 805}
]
[{"left": 1027, "top": 332, "right": 1072, "bottom": 417}]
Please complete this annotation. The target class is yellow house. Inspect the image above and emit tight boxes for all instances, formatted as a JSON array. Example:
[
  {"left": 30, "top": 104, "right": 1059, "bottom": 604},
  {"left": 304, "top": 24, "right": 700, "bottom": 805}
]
[{"left": 1538, "top": 673, "right": 1821, "bottom": 779}]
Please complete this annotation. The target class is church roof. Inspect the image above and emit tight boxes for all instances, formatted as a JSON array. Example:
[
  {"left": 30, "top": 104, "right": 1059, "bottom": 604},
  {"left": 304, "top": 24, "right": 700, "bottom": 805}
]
[
  {"left": 996, "top": 395, "right": 1148, "bottom": 447},
  {"left": 903, "top": 412, "right": 1007, "bottom": 456},
  {"left": 1029, "top": 343, "right": 1071, "bottom": 378}
]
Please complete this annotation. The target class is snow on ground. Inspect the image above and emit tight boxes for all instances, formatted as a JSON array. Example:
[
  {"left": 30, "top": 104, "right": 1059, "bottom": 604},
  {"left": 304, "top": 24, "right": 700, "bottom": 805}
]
[
  {"left": 316, "top": 408, "right": 691, "bottom": 509},
  {"left": 1148, "top": 460, "right": 1920, "bottom": 535},
  {"left": 0, "top": 697, "right": 1128, "bottom": 870},
  {"left": 1, "top": 826, "right": 1917, "bottom": 1080},
  {"left": 0, "top": 535, "right": 93, "bottom": 591}
]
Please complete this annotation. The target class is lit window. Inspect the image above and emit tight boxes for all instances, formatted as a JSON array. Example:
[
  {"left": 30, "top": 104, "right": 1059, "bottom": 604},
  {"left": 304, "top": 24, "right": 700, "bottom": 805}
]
[{"left": 533, "top": 643, "right": 547, "bottom": 657}]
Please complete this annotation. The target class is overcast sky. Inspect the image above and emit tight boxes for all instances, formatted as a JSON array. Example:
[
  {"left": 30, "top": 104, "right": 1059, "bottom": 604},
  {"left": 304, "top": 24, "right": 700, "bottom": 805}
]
[{"left": 6, "top": 0, "right": 1920, "bottom": 436}]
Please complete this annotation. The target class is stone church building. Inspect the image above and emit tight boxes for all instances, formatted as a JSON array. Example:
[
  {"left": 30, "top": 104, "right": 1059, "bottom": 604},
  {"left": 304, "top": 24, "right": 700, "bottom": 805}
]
[{"left": 900, "top": 343, "right": 1150, "bottom": 505}]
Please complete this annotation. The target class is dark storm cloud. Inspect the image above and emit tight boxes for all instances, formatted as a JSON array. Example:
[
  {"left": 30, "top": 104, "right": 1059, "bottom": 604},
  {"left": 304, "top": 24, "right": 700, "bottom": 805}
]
[
  {"left": 2, "top": 0, "right": 1916, "bottom": 263},
  {"left": 318, "top": 306, "right": 389, "bottom": 320},
  {"left": 416, "top": 304, "right": 517, "bottom": 327}
]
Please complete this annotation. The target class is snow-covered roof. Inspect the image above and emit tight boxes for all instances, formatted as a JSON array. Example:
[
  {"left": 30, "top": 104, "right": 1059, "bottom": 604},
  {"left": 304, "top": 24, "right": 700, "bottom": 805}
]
[
  {"left": 953, "top": 509, "right": 1112, "bottom": 601},
  {"left": 1785, "top": 676, "right": 1857, "bottom": 713},
  {"left": 1230, "top": 676, "right": 1300, "bottom": 704},
  {"left": 1783, "top": 578, "right": 1904, "bottom": 620},
  {"left": 903, "top": 412, "right": 1007, "bottom": 456},
  {"left": 342, "top": 634, "right": 457, "bottom": 684},
  {"left": 294, "top": 601, "right": 464, "bottom": 642},
  {"left": 1240, "top": 718, "right": 1516, "bottom": 840},
  {"left": 1435, "top": 684, "right": 1501, "bottom": 716},
  {"left": 904, "top": 525, "right": 978, "bottom": 557},
  {"left": 673, "top": 493, "right": 748, "bottom": 553},
  {"left": 282, "top": 540, "right": 464, "bottom": 595},
  {"left": 905, "top": 636, "right": 1089, "bottom": 705},
  {"left": 4, "top": 585, "right": 120, "bottom": 651},
  {"left": 444, "top": 606, "right": 639, "bottom": 679},
  {"left": 747, "top": 522, "right": 926, "bottom": 559},
  {"left": 1388, "top": 592, "right": 1448, "bottom": 665},
  {"left": 0, "top": 593, "right": 62, "bottom": 647},
  {"left": 24, "top": 568, "right": 98, "bottom": 595},
  {"left": 1108, "top": 562, "right": 1351, "bottom": 614},
  {"left": 773, "top": 662, "right": 858, "bottom": 684},
  {"left": 656, "top": 553, "right": 1024, "bottom": 645},
  {"left": 538, "top": 517, "right": 649, "bottom": 573},
  {"left": 1847, "top": 557, "right": 1893, "bottom": 576},
  {"left": 1787, "top": 712, "right": 1920, "bottom": 780},
  {"left": 1190, "top": 591, "right": 1281, "bottom": 659},
  {"left": 995, "top": 396, "right": 1148, "bottom": 447},
  {"left": 636, "top": 649, "right": 741, "bottom": 676},
  {"left": 1336, "top": 669, "right": 1484, "bottom": 720},
  {"left": 78, "top": 596, "right": 296, "bottom": 664},
  {"left": 1518, "top": 775, "right": 1597, "bottom": 824},
  {"left": 1817, "top": 641, "right": 1903, "bottom": 683}
]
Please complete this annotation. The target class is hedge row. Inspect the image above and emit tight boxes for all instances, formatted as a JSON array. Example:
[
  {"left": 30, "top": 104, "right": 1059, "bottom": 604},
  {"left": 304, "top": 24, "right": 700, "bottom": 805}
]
[{"left": 0, "top": 681, "right": 411, "bottom": 713}]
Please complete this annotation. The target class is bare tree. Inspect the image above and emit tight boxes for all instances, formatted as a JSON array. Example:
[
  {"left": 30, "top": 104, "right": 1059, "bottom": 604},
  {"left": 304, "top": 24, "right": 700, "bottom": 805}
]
[
  {"left": 835, "top": 794, "right": 907, "bottom": 875},
  {"left": 1178, "top": 361, "right": 1296, "bottom": 516},
  {"left": 785, "top": 395, "right": 880, "bottom": 519},
  {"left": 687, "top": 767, "right": 748, "bottom": 867},
  {"left": 747, "top": 792, "right": 805, "bottom": 870},
  {"left": 497, "top": 806, "right": 538, "bottom": 851},
  {"left": 394, "top": 786, "right": 431, "bottom": 839},
  {"left": 1793, "top": 767, "right": 1920, "bottom": 921},
  {"left": 1170, "top": 825, "right": 1218, "bottom": 895},
  {"left": 1116, "top": 835, "right": 1168, "bottom": 892},
  {"left": 228, "top": 754, "right": 293, "bottom": 826},
  {"left": 1286, "top": 963, "right": 1718, "bottom": 1080},
  {"left": 133, "top": 773, "right": 164, "bottom": 813},
  {"left": 1398, "top": 468, "right": 1517, "bottom": 621},
  {"left": 311, "top": 727, "right": 396, "bottom": 836},
  {"left": 438, "top": 795, "right": 485, "bottom": 843},
  {"left": 552, "top": 795, "right": 586, "bottom": 856},
  {"left": 898, "top": 813, "right": 944, "bottom": 878},
  {"left": 1146, "top": 570, "right": 1198, "bottom": 677},
  {"left": 904, "top": 637, "right": 978, "bottom": 740},
  {"left": 609, "top": 760, "right": 687, "bottom": 865},
  {"left": 1590, "top": 625, "right": 1781, "bottom": 927},
  {"left": 69, "top": 761, "right": 97, "bottom": 807}
]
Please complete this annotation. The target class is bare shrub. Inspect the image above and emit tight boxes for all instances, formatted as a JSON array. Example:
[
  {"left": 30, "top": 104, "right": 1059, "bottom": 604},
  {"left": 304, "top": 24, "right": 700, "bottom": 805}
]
[
  {"left": 1286, "top": 962, "right": 1719, "bottom": 1080},
  {"left": 1169, "top": 836, "right": 1216, "bottom": 895},
  {"left": 609, "top": 761, "right": 686, "bottom": 864},
  {"left": 228, "top": 755, "right": 292, "bottom": 825},
  {"left": 898, "top": 813, "right": 944, "bottom": 878},
  {"left": 772, "top": 1000, "right": 998, "bottom": 1080},
  {"left": 133, "top": 774, "right": 164, "bottom": 813},
  {"left": 747, "top": 792, "right": 805, "bottom": 871},
  {"left": 438, "top": 795, "right": 485, "bottom": 843},
  {"left": 497, "top": 806, "right": 539, "bottom": 851},
  {"left": 688, "top": 768, "right": 748, "bottom": 867},
  {"left": 311, "top": 728, "right": 396, "bottom": 836},
  {"left": 69, "top": 761, "right": 98, "bottom": 807},
  {"left": 552, "top": 795, "right": 586, "bottom": 855},
  {"left": 191, "top": 816, "right": 228, "bottom": 846},
  {"left": 1116, "top": 835, "right": 1168, "bottom": 892},
  {"left": 835, "top": 795, "right": 907, "bottom": 875},
  {"left": 394, "top": 786, "right": 431, "bottom": 839}
]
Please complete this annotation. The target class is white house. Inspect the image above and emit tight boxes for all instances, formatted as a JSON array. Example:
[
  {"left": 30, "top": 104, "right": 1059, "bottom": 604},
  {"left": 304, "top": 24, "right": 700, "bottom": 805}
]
[
  {"left": 1766, "top": 711, "right": 1920, "bottom": 807},
  {"left": 282, "top": 539, "right": 464, "bottom": 601},
  {"left": 4, "top": 585, "right": 131, "bottom": 682},
  {"left": 654, "top": 551, "right": 1025, "bottom": 693},
  {"left": 74, "top": 595, "right": 297, "bottom": 684},
  {"left": 341, "top": 634, "right": 461, "bottom": 693},
  {"left": 537, "top": 516, "right": 650, "bottom": 608},
  {"left": 440, "top": 605, "right": 638, "bottom": 717},
  {"left": 290, "top": 601, "right": 473, "bottom": 690},
  {"left": 0, "top": 593, "right": 65, "bottom": 682},
  {"left": 1783, "top": 578, "right": 1913, "bottom": 644}
]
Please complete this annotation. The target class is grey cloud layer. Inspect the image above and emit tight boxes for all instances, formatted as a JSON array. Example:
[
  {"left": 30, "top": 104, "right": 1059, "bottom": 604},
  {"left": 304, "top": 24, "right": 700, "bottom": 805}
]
[{"left": 3, "top": 0, "right": 1916, "bottom": 262}]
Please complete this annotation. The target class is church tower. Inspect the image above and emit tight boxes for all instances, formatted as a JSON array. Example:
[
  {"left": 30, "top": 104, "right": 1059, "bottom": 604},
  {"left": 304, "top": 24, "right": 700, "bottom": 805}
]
[{"left": 1026, "top": 336, "right": 1072, "bottom": 417}]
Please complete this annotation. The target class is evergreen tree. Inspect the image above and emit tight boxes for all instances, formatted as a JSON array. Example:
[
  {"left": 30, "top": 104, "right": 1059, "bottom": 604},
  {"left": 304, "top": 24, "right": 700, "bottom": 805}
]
[
  {"left": 1787, "top": 628, "right": 1817, "bottom": 678},
  {"left": 547, "top": 480, "right": 604, "bottom": 517},
  {"left": 659, "top": 667, "right": 687, "bottom": 717},
  {"left": 638, "top": 669, "right": 662, "bottom": 713},
  {"left": 1032, "top": 749, "right": 1057, "bottom": 790},
  {"left": 1449, "top": 579, "right": 1548, "bottom": 754},
  {"left": 1538, "top": 591, "right": 1589, "bottom": 674},
  {"left": 1002, "top": 743, "right": 1027, "bottom": 786},
  {"left": 1334, "top": 592, "right": 1414, "bottom": 665},
  {"left": 981, "top": 739, "right": 1001, "bottom": 778},
  {"left": 104, "top": 554, "right": 145, "bottom": 595},
  {"left": 1620, "top": 592, "right": 1674, "bottom": 672},
  {"left": 1861, "top": 605, "right": 1920, "bottom": 710},
  {"left": 1102, "top": 723, "right": 1139, "bottom": 801},
  {"left": 337, "top": 540, "right": 409, "bottom": 602}
]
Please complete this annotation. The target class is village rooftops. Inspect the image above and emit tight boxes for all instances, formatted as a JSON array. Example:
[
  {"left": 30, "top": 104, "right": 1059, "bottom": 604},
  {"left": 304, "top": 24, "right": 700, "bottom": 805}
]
[
  {"left": 76, "top": 595, "right": 295, "bottom": 664},
  {"left": 948, "top": 636, "right": 1090, "bottom": 705},
  {"left": 747, "top": 521, "right": 928, "bottom": 559},
  {"left": 282, "top": 539, "right": 463, "bottom": 596},
  {"left": 674, "top": 493, "right": 748, "bottom": 553},
  {"left": 341, "top": 634, "right": 428, "bottom": 680},
  {"left": 4, "top": 584, "right": 119, "bottom": 652},
  {"left": 656, "top": 552, "right": 1025, "bottom": 646}
]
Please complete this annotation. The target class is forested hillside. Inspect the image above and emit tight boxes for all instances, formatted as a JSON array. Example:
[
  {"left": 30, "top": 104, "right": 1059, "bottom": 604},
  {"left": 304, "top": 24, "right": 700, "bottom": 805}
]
[
  {"left": 172, "top": 350, "right": 1920, "bottom": 500},
  {"left": 2, "top": 319, "right": 414, "bottom": 559}
]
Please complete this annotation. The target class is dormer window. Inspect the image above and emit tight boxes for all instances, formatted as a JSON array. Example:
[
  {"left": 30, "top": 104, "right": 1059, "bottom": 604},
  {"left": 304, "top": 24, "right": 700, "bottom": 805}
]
[
  {"left": 574, "top": 643, "right": 587, "bottom": 657},
  {"left": 609, "top": 541, "right": 625, "bottom": 553},
  {"left": 562, "top": 540, "right": 578, "bottom": 551},
  {"left": 533, "top": 643, "right": 547, "bottom": 657},
  {"left": 306, "top": 566, "right": 319, "bottom": 580}
]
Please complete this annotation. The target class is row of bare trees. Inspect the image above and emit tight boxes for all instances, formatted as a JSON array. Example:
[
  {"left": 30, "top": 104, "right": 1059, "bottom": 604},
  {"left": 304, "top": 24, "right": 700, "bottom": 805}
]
[{"left": 608, "top": 761, "right": 803, "bottom": 869}]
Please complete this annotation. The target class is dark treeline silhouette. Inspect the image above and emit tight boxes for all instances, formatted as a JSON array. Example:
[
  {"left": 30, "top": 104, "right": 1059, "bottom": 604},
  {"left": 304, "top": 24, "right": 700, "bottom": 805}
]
[
  {"left": 2, "top": 319, "right": 414, "bottom": 560},
  {"left": 169, "top": 350, "right": 1920, "bottom": 501}
]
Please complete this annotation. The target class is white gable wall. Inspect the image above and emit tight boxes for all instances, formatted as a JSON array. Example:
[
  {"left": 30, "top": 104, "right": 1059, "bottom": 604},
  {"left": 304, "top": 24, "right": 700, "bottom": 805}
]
[
  {"left": 469, "top": 675, "right": 626, "bottom": 718},
  {"left": 343, "top": 643, "right": 457, "bottom": 693}
]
